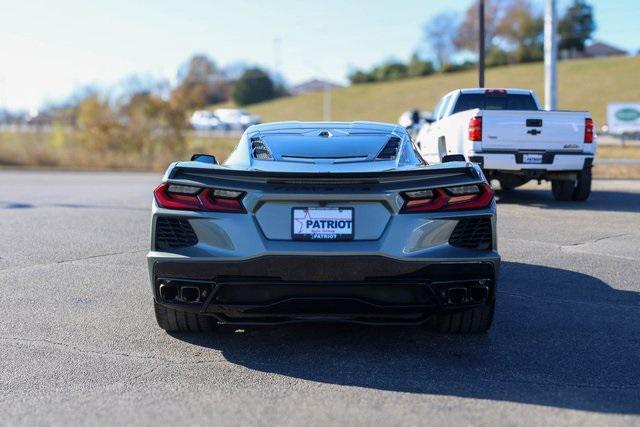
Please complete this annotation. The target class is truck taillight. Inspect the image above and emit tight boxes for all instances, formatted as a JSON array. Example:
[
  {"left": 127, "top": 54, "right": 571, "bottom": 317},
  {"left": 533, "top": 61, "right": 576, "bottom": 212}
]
[
  {"left": 468, "top": 116, "right": 482, "bottom": 141},
  {"left": 400, "top": 183, "right": 494, "bottom": 213},
  {"left": 154, "top": 183, "right": 245, "bottom": 213},
  {"left": 584, "top": 118, "right": 594, "bottom": 143}
]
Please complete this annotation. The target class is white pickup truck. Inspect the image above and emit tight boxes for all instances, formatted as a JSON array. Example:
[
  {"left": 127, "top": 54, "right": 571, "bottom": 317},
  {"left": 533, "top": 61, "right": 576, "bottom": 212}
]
[{"left": 416, "top": 88, "right": 596, "bottom": 201}]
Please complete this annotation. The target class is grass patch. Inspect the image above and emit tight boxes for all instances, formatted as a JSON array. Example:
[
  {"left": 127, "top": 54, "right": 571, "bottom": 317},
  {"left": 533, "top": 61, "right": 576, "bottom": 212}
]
[
  {"left": 238, "top": 56, "right": 640, "bottom": 127},
  {"left": 0, "top": 131, "right": 240, "bottom": 171},
  {"left": 593, "top": 164, "right": 640, "bottom": 179},
  {"left": 597, "top": 145, "right": 640, "bottom": 160},
  {"left": 2, "top": 130, "right": 639, "bottom": 179}
]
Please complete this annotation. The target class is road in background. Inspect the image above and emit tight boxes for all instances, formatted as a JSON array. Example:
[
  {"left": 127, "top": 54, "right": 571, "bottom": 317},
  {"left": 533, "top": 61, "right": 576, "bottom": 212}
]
[{"left": 1, "top": 171, "right": 639, "bottom": 425}]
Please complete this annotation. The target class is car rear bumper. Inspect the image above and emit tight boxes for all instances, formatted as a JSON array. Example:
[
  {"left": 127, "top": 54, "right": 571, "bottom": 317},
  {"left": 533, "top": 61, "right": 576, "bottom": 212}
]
[
  {"left": 470, "top": 151, "right": 593, "bottom": 172},
  {"left": 149, "top": 255, "right": 499, "bottom": 325}
]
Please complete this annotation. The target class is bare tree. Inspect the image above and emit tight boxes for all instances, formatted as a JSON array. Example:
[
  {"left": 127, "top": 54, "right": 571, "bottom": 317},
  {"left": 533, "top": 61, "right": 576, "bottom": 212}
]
[
  {"left": 454, "top": 0, "right": 505, "bottom": 53},
  {"left": 424, "top": 12, "right": 458, "bottom": 69}
]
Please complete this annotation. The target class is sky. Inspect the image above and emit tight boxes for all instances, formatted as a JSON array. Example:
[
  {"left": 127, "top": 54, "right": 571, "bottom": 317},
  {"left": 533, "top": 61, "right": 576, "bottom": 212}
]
[{"left": 0, "top": 0, "right": 638, "bottom": 111}]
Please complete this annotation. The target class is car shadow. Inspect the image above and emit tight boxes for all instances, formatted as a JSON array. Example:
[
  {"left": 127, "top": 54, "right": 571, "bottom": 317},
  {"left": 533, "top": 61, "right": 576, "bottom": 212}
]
[
  {"left": 495, "top": 189, "right": 640, "bottom": 213},
  {"left": 170, "top": 261, "right": 640, "bottom": 415}
]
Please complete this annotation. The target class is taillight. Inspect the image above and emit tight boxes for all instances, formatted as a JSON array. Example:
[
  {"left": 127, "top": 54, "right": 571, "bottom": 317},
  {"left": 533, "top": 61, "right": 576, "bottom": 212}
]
[
  {"left": 153, "top": 183, "right": 245, "bottom": 213},
  {"left": 468, "top": 116, "right": 482, "bottom": 141},
  {"left": 401, "top": 183, "right": 494, "bottom": 213},
  {"left": 584, "top": 118, "right": 594, "bottom": 143}
]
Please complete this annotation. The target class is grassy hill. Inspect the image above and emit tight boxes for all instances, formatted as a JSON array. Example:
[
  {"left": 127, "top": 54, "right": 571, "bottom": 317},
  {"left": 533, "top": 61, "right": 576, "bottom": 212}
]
[{"left": 247, "top": 56, "right": 640, "bottom": 127}]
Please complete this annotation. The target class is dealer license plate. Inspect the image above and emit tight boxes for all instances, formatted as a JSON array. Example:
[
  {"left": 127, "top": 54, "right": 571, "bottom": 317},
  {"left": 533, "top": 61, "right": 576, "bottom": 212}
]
[
  {"left": 522, "top": 153, "right": 543, "bottom": 164},
  {"left": 292, "top": 207, "right": 354, "bottom": 241}
]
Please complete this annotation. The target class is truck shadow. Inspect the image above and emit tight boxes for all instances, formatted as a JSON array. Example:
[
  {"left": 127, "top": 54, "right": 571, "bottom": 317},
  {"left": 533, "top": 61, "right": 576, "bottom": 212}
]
[
  {"left": 495, "top": 188, "right": 640, "bottom": 213},
  {"left": 171, "top": 261, "right": 640, "bottom": 414}
]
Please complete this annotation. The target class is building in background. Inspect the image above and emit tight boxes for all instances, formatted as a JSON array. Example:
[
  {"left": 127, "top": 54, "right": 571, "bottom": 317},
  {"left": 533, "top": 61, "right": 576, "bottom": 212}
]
[
  {"left": 584, "top": 41, "right": 628, "bottom": 58},
  {"left": 290, "top": 78, "right": 343, "bottom": 95}
]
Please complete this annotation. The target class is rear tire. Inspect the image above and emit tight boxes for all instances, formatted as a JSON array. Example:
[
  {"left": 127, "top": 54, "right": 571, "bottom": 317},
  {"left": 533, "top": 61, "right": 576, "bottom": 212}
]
[
  {"left": 498, "top": 180, "right": 517, "bottom": 191},
  {"left": 429, "top": 302, "right": 494, "bottom": 334},
  {"left": 572, "top": 168, "right": 592, "bottom": 201},
  {"left": 154, "top": 300, "right": 216, "bottom": 332},
  {"left": 551, "top": 179, "right": 574, "bottom": 201}
]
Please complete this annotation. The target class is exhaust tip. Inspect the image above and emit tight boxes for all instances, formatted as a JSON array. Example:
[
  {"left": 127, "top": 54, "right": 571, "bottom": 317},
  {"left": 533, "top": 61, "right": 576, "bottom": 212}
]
[
  {"left": 447, "top": 287, "right": 468, "bottom": 305},
  {"left": 181, "top": 286, "right": 201, "bottom": 303},
  {"left": 159, "top": 283, "right": 178, "bottom": 301},
  {"left": 469, "top": 285, "right": 489, "bottom": 302}
]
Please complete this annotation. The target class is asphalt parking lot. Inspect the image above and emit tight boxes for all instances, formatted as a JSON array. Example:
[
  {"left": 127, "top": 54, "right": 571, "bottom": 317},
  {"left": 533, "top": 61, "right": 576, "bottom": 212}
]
[{"left": 1, "top": 170, "right": 639, "bottom": 425}]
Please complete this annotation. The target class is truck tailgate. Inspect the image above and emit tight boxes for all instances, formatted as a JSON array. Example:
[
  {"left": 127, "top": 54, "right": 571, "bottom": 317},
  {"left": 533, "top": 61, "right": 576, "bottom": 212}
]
[{"left": 481, "top": 110, "right": 588, "bottom": 152}]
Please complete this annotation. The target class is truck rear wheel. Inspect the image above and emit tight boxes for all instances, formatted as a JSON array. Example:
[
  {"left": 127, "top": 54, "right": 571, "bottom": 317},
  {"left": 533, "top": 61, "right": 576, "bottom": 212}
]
[
  {"left": 154, "top": 300, "right": 216, "bottom": 332},
  {"left": 429, "top": 302, "right": 494, "bottom": 334},
  {"left": 572, "top": 168, "right": 592, "bottom": 201},
  {"left": 551, "top": 179, "right": 574, "bottom": 201}
]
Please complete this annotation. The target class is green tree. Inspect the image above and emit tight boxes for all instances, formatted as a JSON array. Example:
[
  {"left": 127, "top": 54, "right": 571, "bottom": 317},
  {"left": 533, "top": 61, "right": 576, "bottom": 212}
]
[
  {"left": 348, "top": 70, "right": 376, "bottom": 84},
  {"left": 232, "top": 68, "right": 276, "bottom": 106},
  {"left": 559, "top": 0, "right": 596, "bottom": 52},
  {"left": 407, "top": 53, "right": 435, "bottom": 77},
  {"left": 374, "top": 62, "right": 409, "bottom": 81},
  {"left": 486, "top": 47, "right": 510, "bottom": 67}
]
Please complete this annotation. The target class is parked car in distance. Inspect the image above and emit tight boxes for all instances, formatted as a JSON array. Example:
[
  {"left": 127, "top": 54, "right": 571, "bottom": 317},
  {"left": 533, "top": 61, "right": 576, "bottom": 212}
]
[
  {"left": 214, "top": 108, "right": 260, "bottom": 130},
  {"left": 416, "top": 88, "right": 596, "bottom": 201},
  {"left": 190, "top": 110, "right": 224, "bottom": 130},
  {"left": 398, "top": 109, "right": 434, "bottom": 128}
]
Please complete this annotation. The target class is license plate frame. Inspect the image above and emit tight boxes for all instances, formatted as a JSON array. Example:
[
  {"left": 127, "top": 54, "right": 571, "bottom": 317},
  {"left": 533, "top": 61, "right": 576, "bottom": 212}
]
[
  {"left": 522, "top": 153, "right": 544, "bottom": 164},
  {"left": 291, "top": 207, "right": 354, "bottom": 241}
]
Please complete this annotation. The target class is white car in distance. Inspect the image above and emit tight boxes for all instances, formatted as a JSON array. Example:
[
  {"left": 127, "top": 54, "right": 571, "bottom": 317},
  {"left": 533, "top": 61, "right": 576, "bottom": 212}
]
[{"left": 214, "top": 108, "right": 260, "bottom": 130}]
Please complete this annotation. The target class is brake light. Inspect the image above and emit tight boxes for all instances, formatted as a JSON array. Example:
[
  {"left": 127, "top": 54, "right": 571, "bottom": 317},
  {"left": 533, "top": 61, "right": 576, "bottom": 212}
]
[
  {"left": 468, "top": 116, "right": 482, "bottom": 141},
  {"left": 153, "top": 183, "right": 245, "bottom": 213},
  {"left": 484, "top": 88, "right": 507, "bottom": 95},
  {"left": 584, "top": 118, "right": 594, "bottom": 143},
  {"left": 401, "top": 183, "right": 494, "bottom": 213}
]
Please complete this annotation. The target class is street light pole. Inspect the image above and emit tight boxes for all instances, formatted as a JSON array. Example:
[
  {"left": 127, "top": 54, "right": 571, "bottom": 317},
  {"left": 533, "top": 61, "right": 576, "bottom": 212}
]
[
  {"left": 478, "top": 0, "right": 485, "bottom": 88},
  {"left": 544, "top": 0, "right": 558, "bottom": 110}
]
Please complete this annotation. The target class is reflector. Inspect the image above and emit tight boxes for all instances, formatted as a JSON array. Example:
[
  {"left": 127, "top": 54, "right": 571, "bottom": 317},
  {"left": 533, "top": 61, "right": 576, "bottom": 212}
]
[{"left": 167, "top": 184, "right": 201, "bottom": 195}]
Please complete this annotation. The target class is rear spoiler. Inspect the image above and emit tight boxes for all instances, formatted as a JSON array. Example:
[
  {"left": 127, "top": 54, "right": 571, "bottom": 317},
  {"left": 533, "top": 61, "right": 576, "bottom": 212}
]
[{"left": 167, "top": 163, "right": 485, "bottom": 191}]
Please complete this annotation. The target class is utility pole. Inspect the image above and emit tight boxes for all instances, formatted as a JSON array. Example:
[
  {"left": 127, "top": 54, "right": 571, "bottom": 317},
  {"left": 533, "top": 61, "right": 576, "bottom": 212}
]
[
  {"left": 273, "top": 36, "right": 282, "bottom": 87},
  {"left": 478, "top": 0, "right": 485, "bottom": 87},
  {"left": 323, "top": 81, "right": 332, "bottom": 121},
  {"left": 544, "top": 0, "right": 558, "bottom": 110}
]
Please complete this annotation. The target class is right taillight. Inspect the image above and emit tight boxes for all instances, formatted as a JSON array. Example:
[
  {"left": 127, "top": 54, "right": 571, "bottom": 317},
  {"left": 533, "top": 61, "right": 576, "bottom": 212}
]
[
  {"left": 468, "top": 116, "right": 482, "bottom": 141},
  {"left": 584, "top": 118, "right": 594, "bottom": 143},
  {"left": 153, "top": 183, "right": 245, "bottom": 213},
  {"left": 400, "top": 183, "right": 494, "bottom": 213}
]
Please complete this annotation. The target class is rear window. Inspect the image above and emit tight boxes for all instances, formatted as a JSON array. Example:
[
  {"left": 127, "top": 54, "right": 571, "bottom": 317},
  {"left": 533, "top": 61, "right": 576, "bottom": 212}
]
[{"left": 452, "top": 93, "right": 539, "bottom": 114}]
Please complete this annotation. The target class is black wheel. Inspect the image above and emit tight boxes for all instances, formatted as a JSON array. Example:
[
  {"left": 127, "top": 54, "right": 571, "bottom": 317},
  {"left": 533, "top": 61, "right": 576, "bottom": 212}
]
[
  {"left": 551, "top": 179, "right": 574, "bottom": 201},
  {"left": 498, "top": 180, "right": 517, "bottom": 191},
  {"left": 154, "top": 300, "right": 216, "bottom": 332},
  {"left": 429, "top": 302, "right": 494, "bottom": 334},
  {"left": 572, "top": 168, "right": 592, "bottom": 201}
]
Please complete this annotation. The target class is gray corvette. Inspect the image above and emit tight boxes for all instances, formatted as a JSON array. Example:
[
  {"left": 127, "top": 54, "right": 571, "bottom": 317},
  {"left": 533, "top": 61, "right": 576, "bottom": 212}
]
[{"left": 148, "top": 121, "right": 499, "bottom": 333}]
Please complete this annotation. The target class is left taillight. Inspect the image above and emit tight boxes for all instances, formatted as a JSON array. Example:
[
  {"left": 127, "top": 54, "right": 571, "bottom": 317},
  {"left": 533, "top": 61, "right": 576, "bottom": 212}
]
[
  {"left": 153, "top": 183, "right": 245, "bottom": 213},
  {"left": 468, "top": 116, "right": 482, "bottom": 142},
  {"left": 400, "top": 183, "right": 494, "bottom": 213}
]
